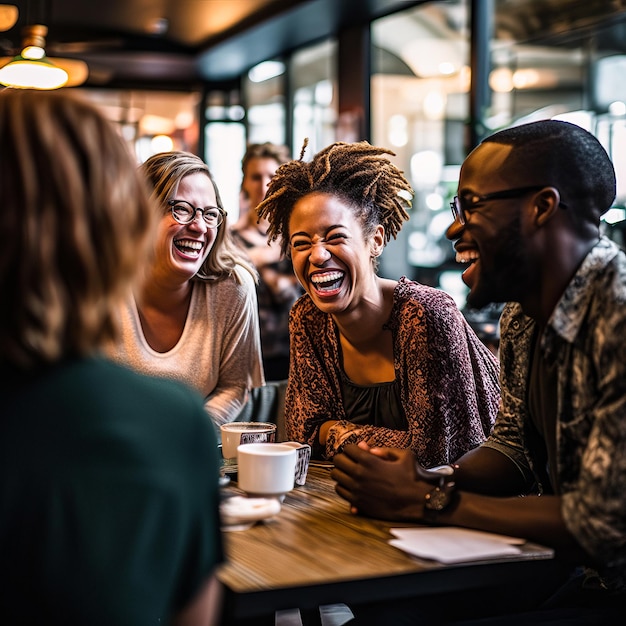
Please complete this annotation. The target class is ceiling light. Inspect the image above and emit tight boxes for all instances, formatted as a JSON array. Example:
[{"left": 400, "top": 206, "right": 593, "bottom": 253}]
[
  {"left": 248, "top": 60, "right": 285, "bottom": 83},
  {"left": 0, "top": 4, "right": 18, "bottom": 31},
  {"left": 0, "top": 24, "right": 68, "bottom": 89}
]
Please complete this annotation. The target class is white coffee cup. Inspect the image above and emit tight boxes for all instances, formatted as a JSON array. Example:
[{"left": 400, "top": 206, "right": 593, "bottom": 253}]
[
  {"left": 237, "top": 443, "right": 297, "bottom": 497},
  {"left": 220, "top": 422, "right": 277, "bottom": 466}
]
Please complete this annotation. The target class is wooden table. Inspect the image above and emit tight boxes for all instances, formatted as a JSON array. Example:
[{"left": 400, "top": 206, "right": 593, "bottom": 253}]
[{"left": 217, "top": 464, "right": 559, "bottom": 623}]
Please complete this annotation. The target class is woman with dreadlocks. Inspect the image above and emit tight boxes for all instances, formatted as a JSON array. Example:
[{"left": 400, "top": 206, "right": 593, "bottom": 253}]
[{"left": 257, "top": 140, "right": 500, "bottom": 463}]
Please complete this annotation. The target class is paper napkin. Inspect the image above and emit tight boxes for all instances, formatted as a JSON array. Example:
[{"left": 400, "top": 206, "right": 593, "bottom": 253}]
[{"left": 389, "top": 527, "right": 525, "bottom": 564}]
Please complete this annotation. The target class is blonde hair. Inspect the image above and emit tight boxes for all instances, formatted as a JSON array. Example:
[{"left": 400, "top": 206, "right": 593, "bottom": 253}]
[
  {"left": 257, "top": 140, "right": 413, "bottom": 256},
  {"left": 0, "top": 90, "right": 154, "bottom": 370},
  {"left": 141, "top": 151, "right": 256, "bottom": 283}
]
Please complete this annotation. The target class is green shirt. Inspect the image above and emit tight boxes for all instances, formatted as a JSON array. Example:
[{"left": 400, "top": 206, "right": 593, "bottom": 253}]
[{"left": 0, "top": 356, "right": 223, "bottom": 625}]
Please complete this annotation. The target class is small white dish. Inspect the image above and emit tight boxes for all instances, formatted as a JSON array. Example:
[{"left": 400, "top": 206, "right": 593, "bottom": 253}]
[{"left": 220, "top": 495, "right": 281, "bottom": 530}]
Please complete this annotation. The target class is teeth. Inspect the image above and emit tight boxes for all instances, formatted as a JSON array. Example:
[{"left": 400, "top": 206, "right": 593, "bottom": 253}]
[
  {"left": 311, "top": 271, "right": 343, "bottom": 284},
  {"left": 175, "top": 239, "right": 203, "bottom": 251},
  {"left": 455, "top": 251, "right": 478, "bottom": 264}
]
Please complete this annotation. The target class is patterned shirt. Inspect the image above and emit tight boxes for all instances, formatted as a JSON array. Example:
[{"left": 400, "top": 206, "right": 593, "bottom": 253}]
[
  {"left": 483, "top": 237, "right": 626, "bottom": 590},
  {"left": 286, "top": 277, "right": 500, "bottom": 463}
]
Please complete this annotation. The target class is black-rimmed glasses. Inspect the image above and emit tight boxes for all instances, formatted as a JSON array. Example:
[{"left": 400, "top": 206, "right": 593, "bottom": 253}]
[
  {"left": 450, "top": 186, "right": 567, "bottom": 225},
  {"left": 168, "top": 199, "right": 225, "bottom": 228}
]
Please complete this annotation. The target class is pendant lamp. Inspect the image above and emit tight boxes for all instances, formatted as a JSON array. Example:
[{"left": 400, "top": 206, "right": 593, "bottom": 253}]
[{"left": 0, "top": 24, "right": 68, "bottom": 89}]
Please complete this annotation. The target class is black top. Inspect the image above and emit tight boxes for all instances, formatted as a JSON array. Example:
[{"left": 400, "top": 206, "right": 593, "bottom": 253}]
[{"left": 339, "top": 368, "right": 408, "bottom": 431}]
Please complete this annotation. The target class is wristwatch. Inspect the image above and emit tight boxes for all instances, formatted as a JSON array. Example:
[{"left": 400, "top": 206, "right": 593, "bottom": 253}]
[{"left": 421, "top": 464, "right": 457, "bottom": 523}]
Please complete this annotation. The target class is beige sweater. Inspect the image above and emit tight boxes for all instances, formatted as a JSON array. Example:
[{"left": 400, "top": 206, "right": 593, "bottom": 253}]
[{"left": 108, "top": 265, "right": 264, "bottom": 430}]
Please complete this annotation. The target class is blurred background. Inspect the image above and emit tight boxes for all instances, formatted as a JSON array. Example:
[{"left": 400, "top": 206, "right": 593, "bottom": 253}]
[{"left": 2, "top": 0, "right": 625, "bottom": 318}]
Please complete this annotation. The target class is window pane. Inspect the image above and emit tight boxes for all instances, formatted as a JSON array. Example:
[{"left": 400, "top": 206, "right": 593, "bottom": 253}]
[
  {"left": 244, "top": 58, "right": 286, "bottom": 146},
  {"left": 204, "top": 122, "right": 246, "bottom": 221},
  {"left": 291, "top": 39, "right": 338, "bottom": 158},
  {"left": 372, "top": 0, "right": 626, "bottom": 305}
]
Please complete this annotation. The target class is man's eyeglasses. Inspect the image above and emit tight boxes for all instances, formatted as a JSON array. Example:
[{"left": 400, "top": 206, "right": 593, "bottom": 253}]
[
  {"left": 168, "top": 199, "right": 225, "bottom": 228},
  {"left": 450, "top": 186, "right": 566, "bottom": 225}
]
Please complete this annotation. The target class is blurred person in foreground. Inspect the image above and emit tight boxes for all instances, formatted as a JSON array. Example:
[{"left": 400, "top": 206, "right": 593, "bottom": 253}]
[
  {"left": 257, "top": 140, "right": 500, "bottom": 463},
  {"left": 332, "top": 120, "right": 625, "bottom": 624},
  {"left": 108, "top": 151, "right": 264, "bottom": 430},
  {"left": 0, "top": 89, "right": 224, "bottom": 625},
  {"left": 231, "top": 142, "right": 302, "bottom": 381}
]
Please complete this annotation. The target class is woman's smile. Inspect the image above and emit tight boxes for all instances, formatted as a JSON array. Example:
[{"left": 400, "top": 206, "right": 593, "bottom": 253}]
[
  {"left": 310, "top": 270, "right": 346, "bottom": 296},
  {"left": 173, "top": 236, "right": 205, "bottom": 259}
]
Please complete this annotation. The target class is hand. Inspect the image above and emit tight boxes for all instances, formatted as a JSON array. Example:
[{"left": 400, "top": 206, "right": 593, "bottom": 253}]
[
  {"left": 331, "top": 443, "right": 429, "bottom": 521},
  {"left": 320, "top": 421, "right": 363, "bottom": 450}
]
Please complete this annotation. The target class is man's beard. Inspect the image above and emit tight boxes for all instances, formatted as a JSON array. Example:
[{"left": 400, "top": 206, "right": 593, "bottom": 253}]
[{"left": 467, "top": 214, "right": 529, "bottom": 309}]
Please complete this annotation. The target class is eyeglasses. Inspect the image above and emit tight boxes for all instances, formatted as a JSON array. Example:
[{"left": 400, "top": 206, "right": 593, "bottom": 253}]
[
  {"left": 450, "top": 186, "right": 565, "bottom": 225},
  {"left": 168, "top": 199, "right": 225, "bottom": 228}
]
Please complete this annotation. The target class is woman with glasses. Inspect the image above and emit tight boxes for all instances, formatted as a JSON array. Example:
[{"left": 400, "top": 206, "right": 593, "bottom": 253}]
[
  {"left": 258, "top": 140, "right": 500, "bottom": 464},
  {"left": 108, "top": 151, "right": 264, "bottom": 429}
]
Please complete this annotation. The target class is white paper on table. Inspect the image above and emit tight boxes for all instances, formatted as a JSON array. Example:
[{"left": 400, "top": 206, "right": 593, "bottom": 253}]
[{"left": 389, "top": 527, "right": 526, "bottom": 564}]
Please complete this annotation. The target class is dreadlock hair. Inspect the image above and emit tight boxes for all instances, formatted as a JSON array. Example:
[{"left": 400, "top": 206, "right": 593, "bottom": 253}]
[{"left": 257, "top": 140, "right": 413, "bottom": 256}]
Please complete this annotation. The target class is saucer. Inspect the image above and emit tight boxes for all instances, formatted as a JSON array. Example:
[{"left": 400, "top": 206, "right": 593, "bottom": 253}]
[{"left": 220, "top": 496, "right": 281, "bottom": 531}]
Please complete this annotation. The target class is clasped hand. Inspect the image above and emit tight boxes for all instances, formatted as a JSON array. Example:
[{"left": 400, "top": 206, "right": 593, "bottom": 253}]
[{"left": 330, "top": 441, "right": 434, "bottom": 521}]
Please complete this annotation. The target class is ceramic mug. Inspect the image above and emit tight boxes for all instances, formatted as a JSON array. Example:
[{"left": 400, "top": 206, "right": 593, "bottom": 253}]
[
  {"left": 237, "top": 443, "right": 297, "bottom": 497},
  {"left": 280, "top": 441, "right": 311, "bottom": 486},
  {"left": 220, "top": 422, "right": 277, "bottom": 467}
]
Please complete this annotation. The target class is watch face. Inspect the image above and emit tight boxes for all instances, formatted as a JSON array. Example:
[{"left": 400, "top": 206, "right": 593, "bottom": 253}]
[{"left": 425, "top": 486, "right": 450, "bottom": 511}]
